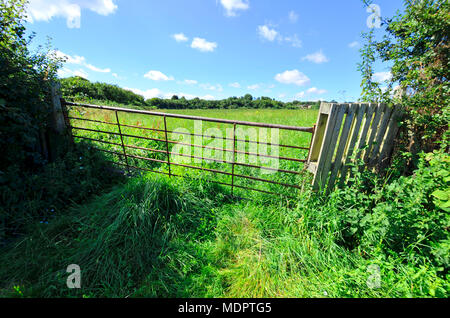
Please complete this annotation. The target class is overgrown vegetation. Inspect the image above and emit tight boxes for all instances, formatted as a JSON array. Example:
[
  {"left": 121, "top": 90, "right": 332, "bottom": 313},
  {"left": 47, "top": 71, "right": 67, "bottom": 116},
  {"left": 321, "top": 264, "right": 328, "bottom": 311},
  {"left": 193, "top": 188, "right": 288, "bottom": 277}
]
[
  {"left": 359, "top": 0, "right": 449, "bottom": 160},
  {"left": 0, "top": 0, "right": 448, "bottom": 299}
]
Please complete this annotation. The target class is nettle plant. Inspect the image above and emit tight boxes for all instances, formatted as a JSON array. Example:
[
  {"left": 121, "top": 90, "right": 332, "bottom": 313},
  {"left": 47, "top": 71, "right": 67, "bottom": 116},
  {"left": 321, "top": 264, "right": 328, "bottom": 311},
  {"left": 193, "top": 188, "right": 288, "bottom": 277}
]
[{"left": 359, "top": 0, "right": 449, "bottom": 158}]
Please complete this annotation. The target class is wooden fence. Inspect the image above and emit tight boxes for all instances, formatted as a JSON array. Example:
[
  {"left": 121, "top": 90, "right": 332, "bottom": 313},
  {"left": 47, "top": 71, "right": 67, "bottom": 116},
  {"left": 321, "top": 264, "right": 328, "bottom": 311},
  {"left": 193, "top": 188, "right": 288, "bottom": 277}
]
[{"left": 307, "top": 102, "right": 403, "bottom": 192}]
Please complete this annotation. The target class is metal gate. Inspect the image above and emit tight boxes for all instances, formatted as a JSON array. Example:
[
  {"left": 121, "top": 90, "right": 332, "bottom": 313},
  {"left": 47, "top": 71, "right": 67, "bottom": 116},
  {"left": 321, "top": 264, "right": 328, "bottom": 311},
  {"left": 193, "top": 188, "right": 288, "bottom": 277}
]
[{"left": 63, "top": 101, "right": 315, "bottom": 199}]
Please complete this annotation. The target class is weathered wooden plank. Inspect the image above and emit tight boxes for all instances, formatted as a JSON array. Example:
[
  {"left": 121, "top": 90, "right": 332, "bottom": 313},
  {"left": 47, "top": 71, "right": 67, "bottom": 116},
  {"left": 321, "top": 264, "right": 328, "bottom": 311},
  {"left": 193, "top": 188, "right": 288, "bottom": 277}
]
[
  {"left": 369, "top": 104, "right": 393, "bottom": 166},
  {"left": 315, "top": 104, "right": 348, "bottom": 191},
  {"left": 363, "top": 103, "right": 386, "bottom": 164},
  {"left": 312, "top": 103, "right": 340, "bottom": 190},
  {"left": 308, "top": 112, "right": 329, "bottom": 163},
  {"left": 326, "top": 103, "right": 358, "bottom": 192},
  {"left": 339, "top": 103, "right": 368, "bottom": 186},
  {"left": 377, "top": 106, "right": 404, "bottom": 170},
  {"left": 356, "top": 104, "right": 376, "bottom": 156}
]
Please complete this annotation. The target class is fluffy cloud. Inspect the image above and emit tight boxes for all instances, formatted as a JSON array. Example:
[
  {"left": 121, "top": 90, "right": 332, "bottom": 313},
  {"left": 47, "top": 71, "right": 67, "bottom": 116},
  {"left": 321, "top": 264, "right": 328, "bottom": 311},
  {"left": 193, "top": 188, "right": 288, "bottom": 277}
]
[
  {"left": 302, "top": 50, "right": 329, "bottom": 64},
  {"left": 54, "top": 50, "right": 111, "bottom": 76},
  {"left": 372, "top": 71, "right": 392, "bottom": 82},
  {"left": 85, "top": 63, "right": 111, "bottom": 73},
  {"left": 307, "top": 87, "right": 327, "bottom": 95},
  {"left": 26, "top": 0, "right": 117, "bottom": 28},
  {"left": 284, "top": 34, "right": 302, "bottom": 48},
  {"left": 54, "top": 50, "right": 85, "bottom": 65},
  {"left": 288, "top": 10, "right": 298, "bottom": 23},
  {"left": 275, "top": 69, "right": 310, "bottom": 86},
  {"left": 144, "top": 70, "right": 174, "bottom": 81},
  {"left": 220, "top": 0, "right": 250, "bottom": 17},
  {"left": 229, "top": 82, "right": 241, "bottom": 88},
  {"left": 173, "top": 33, "right": 188, "bottom": 42},
  {"left": 125, "top": 87, "right": 164, "bottom": 100},
  {"left": 258, "top": 25, "right": 301, "bottom": 48},
  {"left": 200, "top": 83, "right": 223, "bottom": 92},
  {"left": 58, "top": 67, "right": 88, "bottom": 79},
  {"left": 258, "top": 25, "right": 279, "bottom": 42},
  {"left": 348, "top": 41, "right": 360, "bottom": 48},
  {"left": 295, "top": 91, "right": 305, "bottom": 99},
  {"left": 183, "top": 79, "right": 198, "bottom": 85},
  {"left": 247, "top": 84, "right": 260, "bottom": 90},
  {"left": 191, "top": 37, "right": 218, "bottom": 52}
]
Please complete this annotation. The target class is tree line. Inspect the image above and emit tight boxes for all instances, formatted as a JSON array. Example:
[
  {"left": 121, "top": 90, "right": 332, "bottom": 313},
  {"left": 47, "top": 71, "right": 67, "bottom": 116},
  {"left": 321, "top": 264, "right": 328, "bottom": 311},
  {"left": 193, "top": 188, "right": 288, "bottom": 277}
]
[{"left": 60, "top": 76, "right": 322, "bottom": 110}]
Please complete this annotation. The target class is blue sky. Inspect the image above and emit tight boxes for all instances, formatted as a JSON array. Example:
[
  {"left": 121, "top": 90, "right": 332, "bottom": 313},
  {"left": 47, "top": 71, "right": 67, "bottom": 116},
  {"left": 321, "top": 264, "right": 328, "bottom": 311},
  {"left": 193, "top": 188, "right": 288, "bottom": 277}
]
[{"left": 25, "top": 0, "right": 404, "bottom": 102}]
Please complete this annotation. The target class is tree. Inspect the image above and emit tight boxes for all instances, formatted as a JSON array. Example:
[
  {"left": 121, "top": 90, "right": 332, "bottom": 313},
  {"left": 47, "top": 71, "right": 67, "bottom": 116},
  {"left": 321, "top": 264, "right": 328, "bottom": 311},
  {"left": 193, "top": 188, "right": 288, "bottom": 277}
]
[
  {"left": 0, "top": 0, "right": 61, "bottom": 171},
  {"left": 359, "top": 0, "right": 449, "bottom": 157}
]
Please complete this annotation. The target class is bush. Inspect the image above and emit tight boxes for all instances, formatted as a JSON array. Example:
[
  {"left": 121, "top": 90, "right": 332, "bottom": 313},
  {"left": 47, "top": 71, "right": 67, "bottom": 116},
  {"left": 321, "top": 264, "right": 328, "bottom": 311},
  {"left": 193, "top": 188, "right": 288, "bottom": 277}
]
[{"left": 0, "top": 143, "right": 124, "bottom": 243}]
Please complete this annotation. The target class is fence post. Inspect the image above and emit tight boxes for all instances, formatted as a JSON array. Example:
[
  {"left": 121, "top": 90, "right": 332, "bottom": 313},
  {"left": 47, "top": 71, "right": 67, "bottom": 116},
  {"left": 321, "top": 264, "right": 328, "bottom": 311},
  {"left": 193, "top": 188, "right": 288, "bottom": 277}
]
[
  {"left": 47, "top": 82, "right": 71, "bottom": 161},
  {"left": 115, "top": 111, "right": 130, "bottom": 174},
  {"left": 163, "top": 115, "right": 172, "bottom": 177},
  {"left": 230, "top": 123, "right": 237, "bottom": 196}
]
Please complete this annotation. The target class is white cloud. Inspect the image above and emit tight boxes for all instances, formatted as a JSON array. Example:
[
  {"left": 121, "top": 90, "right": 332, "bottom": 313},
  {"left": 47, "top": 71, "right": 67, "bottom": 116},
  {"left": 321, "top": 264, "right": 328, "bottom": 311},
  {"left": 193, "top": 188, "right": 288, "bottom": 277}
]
[
  {"left": 57, "top": 67, "right": 89, "bottom": 79},
  {"left": 258, "top": 25, "right": 279, "bottom": 42},
  {"left": 229, "top": 82, "right": 241, "bottom": 88},
  {"left": 284, "top": 34, "right": 302, "bottom": 48},
  {"left": 295, "top": 92, "right": 305, "bottom": 99},
  {"left": 275, "top": 69, "right": 310, "bottom": 86},
  {"left": 247, "top": 84, "right": 260, "bottom": 90},
  {"left": 202, "top": 95, "right": 216, "bottom": 100},
  {"left": 85, "top": 63, "right": 111, "bottom": 73},
  {"left": 54, "top": 50, "right": 85, "bottom": 65},
  {"left": 200, "top": 83, "right": 223, "bottom": 92},
  {"left": 125, "top": 87, "right": 163, "bottom": 100},
  {"left": 288, "top": 11, "right": 298, "bottom": 23},
  {"left": 302, "top": 50, "right": 329, "bottom": 64},
  {"left": 173, "top": 33, "right": 188, "bottom": 42},
  {"left": 73, "top": 69, "right": 88, "bottom": 78},
  {"left": 372, "top": 71, "right": 392, "bottom": 82},
  {"left": 191, "top": 37, "right": 218, "bottom": 52},
  {"left": 183, "top": 79, "right": 198, "bottom": 85},
  {"left": 54, "top": 50, "right": 111, "bottom": 75},
  {"left": 144, "top": 70, "right": 174, "bottom": 81},
  {"left": 307, "top": 87, "right": 327, "bottom": 95},
  {"left": 220, "top": 0, "right": 249, "bottom": 17},
  {"left": 348, "top": 41, "right": 360, "bottom": 48},
  {"left": 26, "top": 0, "right": 117, "bottom": 28}
]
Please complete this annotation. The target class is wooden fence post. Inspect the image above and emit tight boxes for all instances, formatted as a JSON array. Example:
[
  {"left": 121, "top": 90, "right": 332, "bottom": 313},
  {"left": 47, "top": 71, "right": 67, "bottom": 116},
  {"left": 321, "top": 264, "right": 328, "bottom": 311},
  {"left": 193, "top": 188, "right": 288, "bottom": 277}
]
[{"left": 47, "top": 82, "right": 71, "bottom": 161}]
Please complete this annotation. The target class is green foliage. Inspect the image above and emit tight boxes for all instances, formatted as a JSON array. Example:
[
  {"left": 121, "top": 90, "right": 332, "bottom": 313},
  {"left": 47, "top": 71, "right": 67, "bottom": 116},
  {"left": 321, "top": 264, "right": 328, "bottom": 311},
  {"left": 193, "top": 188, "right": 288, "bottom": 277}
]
[
  {"left": 0, "top": 0, "right": 62, "bottom": 171},
  {"left": 60, "top": 76, "right": 146, "bottom": 107},
  {"left": 0, "top": 142, "right": 124, "bottom": 243},
  {"left": 359, "top": 0, "right": 449, "bottom": 153}
]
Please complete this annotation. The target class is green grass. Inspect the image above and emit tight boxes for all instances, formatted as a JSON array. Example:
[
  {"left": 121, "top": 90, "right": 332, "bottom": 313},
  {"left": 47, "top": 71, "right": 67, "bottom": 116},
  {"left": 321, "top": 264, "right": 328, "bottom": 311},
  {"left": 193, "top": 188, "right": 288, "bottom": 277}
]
[
  {"left": 1, "top": 170, "right": 447, "bottom": 298},
  {"left": 1, "top": 105, "right": 447, "bottom": 298}
]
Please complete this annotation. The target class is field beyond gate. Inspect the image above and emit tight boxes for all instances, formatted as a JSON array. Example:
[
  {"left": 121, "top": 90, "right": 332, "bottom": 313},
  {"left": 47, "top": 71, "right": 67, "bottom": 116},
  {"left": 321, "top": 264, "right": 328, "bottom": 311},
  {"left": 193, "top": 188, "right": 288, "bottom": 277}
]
[{"left": 64, "top": 101, "right": 317, "bottom": 199}]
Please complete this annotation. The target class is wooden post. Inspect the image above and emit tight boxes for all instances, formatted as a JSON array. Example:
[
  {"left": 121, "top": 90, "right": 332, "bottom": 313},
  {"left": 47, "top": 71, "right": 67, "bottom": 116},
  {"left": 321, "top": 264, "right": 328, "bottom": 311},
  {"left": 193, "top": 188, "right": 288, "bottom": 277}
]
[{"left": 47, "top": 82, "right": 70, "bottom": 161}]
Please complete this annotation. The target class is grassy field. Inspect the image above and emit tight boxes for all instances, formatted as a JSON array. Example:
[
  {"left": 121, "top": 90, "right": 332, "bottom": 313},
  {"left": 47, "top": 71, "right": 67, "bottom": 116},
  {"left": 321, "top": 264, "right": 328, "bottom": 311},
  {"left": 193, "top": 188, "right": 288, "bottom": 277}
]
[{"left": 68, "top": 107, "right": 318, "bottom": 199}]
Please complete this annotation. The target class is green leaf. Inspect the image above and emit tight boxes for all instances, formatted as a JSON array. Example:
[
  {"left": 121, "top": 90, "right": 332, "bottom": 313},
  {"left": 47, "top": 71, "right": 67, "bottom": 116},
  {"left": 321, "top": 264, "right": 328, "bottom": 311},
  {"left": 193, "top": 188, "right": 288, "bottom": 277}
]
[{"left": 432, "top": 190, "right": 448, "bottom": 201}]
